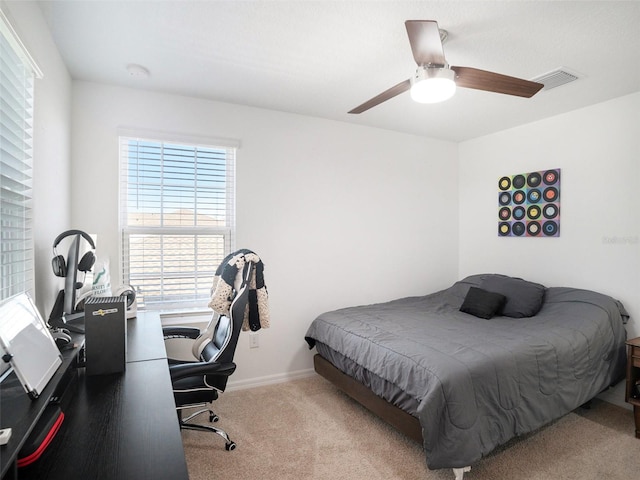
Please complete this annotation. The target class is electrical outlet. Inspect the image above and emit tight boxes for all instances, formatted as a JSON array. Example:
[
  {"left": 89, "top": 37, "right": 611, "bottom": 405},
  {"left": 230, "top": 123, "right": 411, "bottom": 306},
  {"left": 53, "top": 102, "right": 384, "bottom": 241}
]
[{"left": 249, "top": 333, "right": 259, "bottom": 349}]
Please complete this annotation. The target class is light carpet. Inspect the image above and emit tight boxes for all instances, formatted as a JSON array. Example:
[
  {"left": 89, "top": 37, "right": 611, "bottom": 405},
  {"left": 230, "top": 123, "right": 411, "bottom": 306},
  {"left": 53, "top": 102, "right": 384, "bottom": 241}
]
[{"left": 182, "top": 375, "right": 640, "bottom": 479}]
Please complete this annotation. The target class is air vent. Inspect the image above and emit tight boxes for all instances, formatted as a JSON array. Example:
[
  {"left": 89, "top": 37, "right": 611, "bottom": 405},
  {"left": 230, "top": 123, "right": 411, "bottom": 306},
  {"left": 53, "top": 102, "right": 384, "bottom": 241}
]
[{"left": 532, "top": 68, "right": 580, "bottom": 91}]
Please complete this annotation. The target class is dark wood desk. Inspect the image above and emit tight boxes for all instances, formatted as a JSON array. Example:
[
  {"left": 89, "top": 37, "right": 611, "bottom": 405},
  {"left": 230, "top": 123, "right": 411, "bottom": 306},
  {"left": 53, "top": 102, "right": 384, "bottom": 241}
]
[
  {"left": 1, "top": 313, "right": 189, "bottom": 480},
  {"left": 126, "top": 312, "right": 171, "bottom": 363},
  {"left": 0, "top": 339, "right": 80, "bottom": 480}
]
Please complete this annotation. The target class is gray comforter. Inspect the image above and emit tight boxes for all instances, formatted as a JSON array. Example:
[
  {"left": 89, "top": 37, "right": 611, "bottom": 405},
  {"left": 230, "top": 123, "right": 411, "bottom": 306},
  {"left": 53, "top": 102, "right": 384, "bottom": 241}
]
[{"left": 304, "top": 275, "right": 628, "bottom": 469}]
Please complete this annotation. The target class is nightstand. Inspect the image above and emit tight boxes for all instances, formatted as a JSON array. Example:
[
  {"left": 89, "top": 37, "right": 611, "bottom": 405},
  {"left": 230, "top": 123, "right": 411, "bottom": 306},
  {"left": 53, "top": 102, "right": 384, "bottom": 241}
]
[{"left": 625, "top": 337, "right": 640, "bottom": 439}]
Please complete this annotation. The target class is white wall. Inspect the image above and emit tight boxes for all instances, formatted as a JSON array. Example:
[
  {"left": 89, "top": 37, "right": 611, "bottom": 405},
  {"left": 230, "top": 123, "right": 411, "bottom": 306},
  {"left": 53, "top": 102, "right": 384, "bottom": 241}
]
[
  {"left": 18, "top": 5, "right": 636, "bottom": 392},
  {"left": 70, "top": 82, "right": 459, "bottom": 383},
  {"left": 2, "top": 1, "right": 72, "bottom": 316},
  {"left": 459, "top": 92, "right": 640, "bottom": 342}
]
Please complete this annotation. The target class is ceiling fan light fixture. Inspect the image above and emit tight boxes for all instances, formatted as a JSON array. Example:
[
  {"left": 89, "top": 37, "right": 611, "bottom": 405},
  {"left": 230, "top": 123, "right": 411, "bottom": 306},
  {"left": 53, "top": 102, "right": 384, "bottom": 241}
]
[{"left": 410, "top": 66, "right": 456, "bottom": 104}]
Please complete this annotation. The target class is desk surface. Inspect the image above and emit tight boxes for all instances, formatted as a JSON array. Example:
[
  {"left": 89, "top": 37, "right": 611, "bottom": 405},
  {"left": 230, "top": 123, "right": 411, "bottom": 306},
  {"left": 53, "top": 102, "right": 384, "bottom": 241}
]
[
  {"left": 126, "top": 314, "right": 169, "bottom": 363},
  {"left": 0, "top": 336, "right": 81, "bottom": 479},
  {"left": 20, "top": 360, "right": 188, "bottom": 480},
  {"left": 1, "top": 313, "right": 189, "bottom": 480}
]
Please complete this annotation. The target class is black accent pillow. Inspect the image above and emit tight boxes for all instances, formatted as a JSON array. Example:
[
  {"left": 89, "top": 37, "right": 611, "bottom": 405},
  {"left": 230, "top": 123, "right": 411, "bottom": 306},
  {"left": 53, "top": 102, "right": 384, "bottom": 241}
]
[
  {"left": 460, "top": 287, "right": 507, "bottom": 319},
  {"left": 480, "top": 275, "right": 546, "bottom": 318}
]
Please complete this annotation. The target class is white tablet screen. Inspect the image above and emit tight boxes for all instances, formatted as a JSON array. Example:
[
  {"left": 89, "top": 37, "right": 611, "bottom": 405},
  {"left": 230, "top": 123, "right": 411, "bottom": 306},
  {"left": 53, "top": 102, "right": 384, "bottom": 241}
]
[{"left": 0, "top": 293, "right": 62, "bottom": 399}]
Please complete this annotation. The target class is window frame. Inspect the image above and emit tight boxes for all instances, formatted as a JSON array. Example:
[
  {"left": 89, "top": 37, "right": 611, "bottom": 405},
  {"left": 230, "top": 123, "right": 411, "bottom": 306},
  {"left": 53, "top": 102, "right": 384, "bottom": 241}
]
[
  {"left": 0, "top": 8, "right": 42, "bottom": 304},
  {"left": 118, "top": 130, "right": 238, "bottom": 312}
]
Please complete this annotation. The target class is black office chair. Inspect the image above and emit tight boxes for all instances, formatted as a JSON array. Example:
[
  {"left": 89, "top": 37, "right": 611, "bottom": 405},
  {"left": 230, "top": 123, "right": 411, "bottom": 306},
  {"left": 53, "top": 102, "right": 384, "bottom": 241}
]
[{"left": 163, "top": 261, "right": 253, "bottom": 451}]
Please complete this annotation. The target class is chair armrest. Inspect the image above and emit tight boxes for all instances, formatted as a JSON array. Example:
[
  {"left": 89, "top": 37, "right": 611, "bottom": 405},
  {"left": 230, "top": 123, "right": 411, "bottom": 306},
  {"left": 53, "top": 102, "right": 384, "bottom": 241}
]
[
  {"left": 163, "top": 326, "right": 201, "bottom": 339},
  {"left": 169, "top": 361, "right": 236, "bottom": 382}
]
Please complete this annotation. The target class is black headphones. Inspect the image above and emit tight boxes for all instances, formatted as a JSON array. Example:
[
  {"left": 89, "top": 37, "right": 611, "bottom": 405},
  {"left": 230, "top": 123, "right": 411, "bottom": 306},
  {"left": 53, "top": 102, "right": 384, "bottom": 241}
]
[{"left": 51, "top": 230, "right": 96, "bottom": 277}]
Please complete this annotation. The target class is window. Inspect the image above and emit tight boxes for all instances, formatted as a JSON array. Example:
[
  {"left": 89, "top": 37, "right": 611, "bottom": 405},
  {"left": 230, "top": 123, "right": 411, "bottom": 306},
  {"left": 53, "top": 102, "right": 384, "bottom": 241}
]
[
  {"left": 0, "top": 10, "right": 41, "bottom": 302},
  {"left": 119, "top": 134, "right": 236, "bottom": 310}
]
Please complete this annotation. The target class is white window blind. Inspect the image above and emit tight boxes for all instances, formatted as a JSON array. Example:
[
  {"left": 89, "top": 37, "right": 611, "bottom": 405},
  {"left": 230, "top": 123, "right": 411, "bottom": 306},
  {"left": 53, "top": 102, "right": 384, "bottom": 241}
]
[
  {"left": 119, "top": 135, "right": 236, "bottom": 310},
  {"left": 0, "top": 10, "right": 41, "bottom": 302}
]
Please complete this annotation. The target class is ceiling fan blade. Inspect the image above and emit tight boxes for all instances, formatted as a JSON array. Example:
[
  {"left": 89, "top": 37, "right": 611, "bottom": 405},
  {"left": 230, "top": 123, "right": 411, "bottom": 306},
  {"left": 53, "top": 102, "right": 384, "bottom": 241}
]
[
  {"left": 451, "top": 66, "right": 544, "bottom": 98},
  {"left": 348, "top": 79, "right": 411, "bottom": 114},
  {"left": 405, "top": 20, "right": 446, "bottom": 66}
]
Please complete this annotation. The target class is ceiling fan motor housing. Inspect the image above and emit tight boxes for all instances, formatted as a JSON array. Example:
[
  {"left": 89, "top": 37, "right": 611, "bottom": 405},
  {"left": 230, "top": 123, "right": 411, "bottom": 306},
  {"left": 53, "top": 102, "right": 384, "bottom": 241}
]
[{"left": 410, "top": 66, "right": 457, "bottom": 103}]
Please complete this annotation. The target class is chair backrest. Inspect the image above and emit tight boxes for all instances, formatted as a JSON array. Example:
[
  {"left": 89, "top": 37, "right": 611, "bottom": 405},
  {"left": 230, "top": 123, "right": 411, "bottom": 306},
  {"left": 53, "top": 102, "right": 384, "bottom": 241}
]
[
  {"left": 190, "top": 313, "right": 221, "bottom": 360},
  {"left": 196, "top": 261, "right": 252, "bottom": 392}
]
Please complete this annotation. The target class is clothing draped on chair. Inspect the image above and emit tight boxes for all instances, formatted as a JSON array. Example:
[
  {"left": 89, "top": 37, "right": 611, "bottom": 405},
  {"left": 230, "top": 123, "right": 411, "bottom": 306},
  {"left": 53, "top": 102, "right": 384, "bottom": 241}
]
[
  {"left": 165, "top": 249, "right": 268, "bottom": 451},
  {"left": 208, "top": 249, "right": 270, "bottom": 331}
]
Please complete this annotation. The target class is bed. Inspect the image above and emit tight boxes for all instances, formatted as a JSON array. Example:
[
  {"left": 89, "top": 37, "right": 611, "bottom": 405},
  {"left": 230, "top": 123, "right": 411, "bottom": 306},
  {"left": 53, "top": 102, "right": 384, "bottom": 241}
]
[{"left": 304, "top": 274, "right": 628, "bottom": 476}]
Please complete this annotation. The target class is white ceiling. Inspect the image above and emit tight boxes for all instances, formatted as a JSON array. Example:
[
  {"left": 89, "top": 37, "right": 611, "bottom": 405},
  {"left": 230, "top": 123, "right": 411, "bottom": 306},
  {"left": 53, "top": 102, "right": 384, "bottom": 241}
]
[{"left": 37, "top": 1, "right": 640, "bottom": 142}]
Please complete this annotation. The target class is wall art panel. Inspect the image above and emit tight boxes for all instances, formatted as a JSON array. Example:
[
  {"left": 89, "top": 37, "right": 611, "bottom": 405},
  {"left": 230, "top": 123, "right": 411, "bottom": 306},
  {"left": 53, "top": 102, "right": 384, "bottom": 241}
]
[{"left": 498, "top": 168, "right": 560, "bottom": 237}]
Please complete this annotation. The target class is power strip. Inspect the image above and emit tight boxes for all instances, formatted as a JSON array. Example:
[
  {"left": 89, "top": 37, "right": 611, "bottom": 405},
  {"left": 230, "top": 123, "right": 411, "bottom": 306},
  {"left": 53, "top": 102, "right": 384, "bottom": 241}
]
[{"left": 0, "top": 428, "right": 11, "bottom": 445}]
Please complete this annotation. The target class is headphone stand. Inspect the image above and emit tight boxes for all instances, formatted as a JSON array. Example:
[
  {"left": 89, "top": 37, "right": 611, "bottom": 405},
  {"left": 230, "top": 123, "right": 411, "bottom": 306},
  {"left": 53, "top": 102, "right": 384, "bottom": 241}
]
[{"left": 49, "top": 313, "right": 85, "bottom": 334}]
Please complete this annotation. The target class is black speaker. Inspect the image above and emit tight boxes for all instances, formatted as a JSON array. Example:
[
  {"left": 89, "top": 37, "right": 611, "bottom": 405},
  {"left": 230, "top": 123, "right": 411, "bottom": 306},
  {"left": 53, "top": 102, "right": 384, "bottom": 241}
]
[
  {"left": 51, "top": 230, "right": 96, "bottom": 277},
  {"left": 84, "top": 296, "right": 126, "bottom": 376}
]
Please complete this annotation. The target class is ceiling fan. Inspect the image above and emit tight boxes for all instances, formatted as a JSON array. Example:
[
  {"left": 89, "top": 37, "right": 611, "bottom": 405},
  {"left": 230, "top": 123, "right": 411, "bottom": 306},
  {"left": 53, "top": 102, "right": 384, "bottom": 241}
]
[{"left": 348, "top": 20, "right": 544, "bottom": 114}]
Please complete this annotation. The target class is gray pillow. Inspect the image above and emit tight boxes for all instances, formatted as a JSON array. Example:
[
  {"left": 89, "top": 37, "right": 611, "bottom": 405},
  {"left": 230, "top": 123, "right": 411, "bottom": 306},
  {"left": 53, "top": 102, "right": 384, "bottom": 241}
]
[
  {"left": 460, "top": 287, "right": 507, "bottom": 319},
  {"left": 480, "top": 275, "right": 546, "bottom": 318}
]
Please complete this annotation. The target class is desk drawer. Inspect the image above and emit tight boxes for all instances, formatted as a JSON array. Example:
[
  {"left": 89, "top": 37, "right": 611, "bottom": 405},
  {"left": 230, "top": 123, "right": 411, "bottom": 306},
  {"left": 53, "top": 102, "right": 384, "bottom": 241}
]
[{"left": 632, "top": 355, "right": 640, "bottom": 368}]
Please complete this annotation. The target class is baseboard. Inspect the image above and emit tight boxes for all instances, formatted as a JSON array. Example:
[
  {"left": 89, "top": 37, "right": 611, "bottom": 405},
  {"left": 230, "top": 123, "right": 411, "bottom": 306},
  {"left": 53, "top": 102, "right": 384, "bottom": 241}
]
[
  {"left": 597, "top": 381, "right": 632, "bottom": 410},
  {"left": 226, "top": 368, "right": 316, "bottom": 391}
]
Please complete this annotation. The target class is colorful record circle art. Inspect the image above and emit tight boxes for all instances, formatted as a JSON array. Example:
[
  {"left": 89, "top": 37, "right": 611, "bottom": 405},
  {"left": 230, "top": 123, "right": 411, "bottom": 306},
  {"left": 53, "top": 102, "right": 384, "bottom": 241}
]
[
  {"left": 543, "top": 220, "right": 559, "bottom": 236},
  {"left": 527, "top": 221, "right": 541, "bottom": 236},
  {"left": 499, "top": 191, "right": 512, "bottom": 206},
  {"left": 512, "top": 174, "right": 526, "bottom": 189},
  {"left": 543, "top": 186, "right": 559, "bottom": 202},
  {"left": 543, "top": 203, "right": 559, "bottom": 219},
  {"left": 512, "top": 190, "right": 526, "bottom": 205},
  {"left": 513, "top": 206, "right": 526, "bottom": 220},
  {"left": 512, "top": 222, "right": 526, "bottom": 236},
  {"left": 543, "top": 169, "right": 560, "bottom": 185},
  {"left": 527, "top": 205, "right": 541, "bottom": 220},
  {"left": 498, "top": 168, "right": 560, "bottom": 237},
  {"left": 527, "top": 188, "right": 541, "bottom": 203},
  {"left": 499, "top": 176, "right": 511, "bottom": 191},
  {"left": 527, "top": 172, "right": 542, "bottom": 188}
]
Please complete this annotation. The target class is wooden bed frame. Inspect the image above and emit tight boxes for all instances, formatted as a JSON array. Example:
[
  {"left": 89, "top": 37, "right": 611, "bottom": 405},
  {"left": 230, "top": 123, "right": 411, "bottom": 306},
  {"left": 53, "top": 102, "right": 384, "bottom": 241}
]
[
  {"left": 314, "top": 354, "right": 474, "bottom": 479},
  {"left": 313, "top": 354, "right": 423, "bottom": 444}
]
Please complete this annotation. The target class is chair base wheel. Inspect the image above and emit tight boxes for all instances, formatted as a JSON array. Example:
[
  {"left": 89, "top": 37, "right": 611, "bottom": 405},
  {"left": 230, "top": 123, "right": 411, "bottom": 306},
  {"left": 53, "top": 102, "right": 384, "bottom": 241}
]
[{"left": 179, "top": 410, "right": 235, "bottom": 450}]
